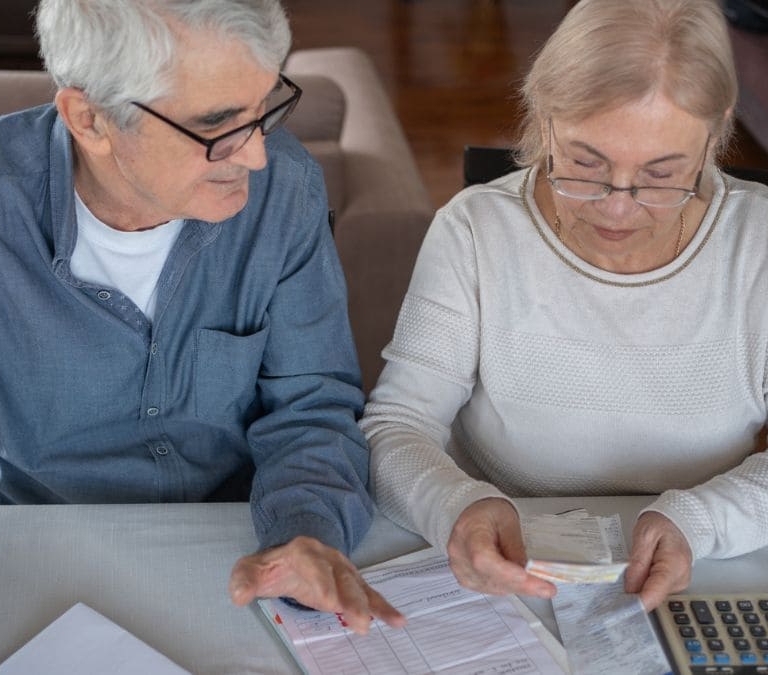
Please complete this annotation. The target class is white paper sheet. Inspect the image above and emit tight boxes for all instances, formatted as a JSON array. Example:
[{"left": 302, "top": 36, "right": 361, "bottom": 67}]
[
  {"left": 0, "top": 603, "right": 190, "bottom": 675},
  {"left": 553, "top": 582, "right": 672, "bottom": 675}
]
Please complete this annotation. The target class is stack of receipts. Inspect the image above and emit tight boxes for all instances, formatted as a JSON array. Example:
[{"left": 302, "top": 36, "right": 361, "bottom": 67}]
[
  {"left": 533, "top": 510, "right": 674, "bottom": 675},
  {"left": 521, "top": 510, "right": 628, "bottom": 583}
]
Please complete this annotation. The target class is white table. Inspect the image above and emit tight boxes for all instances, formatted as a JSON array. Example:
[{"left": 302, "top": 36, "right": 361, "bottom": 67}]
[{"left": 1, "top": 496, "right": 767, "bottom": 674}]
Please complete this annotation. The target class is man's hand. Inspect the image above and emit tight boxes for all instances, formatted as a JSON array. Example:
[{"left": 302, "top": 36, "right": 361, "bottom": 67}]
[
  {"left": 625, "top": 511, "right": 693, "bottom": 611},
  {"left": 228, "top": 536, "right": 405, "bottom": 635},
  {"left": 446, "top": 498, "right": 556, "bottom": 599}
]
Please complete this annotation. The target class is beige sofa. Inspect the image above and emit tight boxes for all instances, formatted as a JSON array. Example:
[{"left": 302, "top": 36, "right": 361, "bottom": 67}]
[{"left": 0, "top": 47, "right": 434, "bottom": 392}]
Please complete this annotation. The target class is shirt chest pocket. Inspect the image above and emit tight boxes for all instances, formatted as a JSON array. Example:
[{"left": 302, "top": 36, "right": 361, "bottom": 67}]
[{"left": 194, "top": 326, "right": 268, "bottom": 427}]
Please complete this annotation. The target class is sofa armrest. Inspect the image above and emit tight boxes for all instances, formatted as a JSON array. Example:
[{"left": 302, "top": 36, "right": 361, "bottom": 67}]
[
  {"left": 0, "top": 69, "right": 56, "bottom": 115},
  {"left": 285, "top": 47, "right": 434, "bottom": 392}
]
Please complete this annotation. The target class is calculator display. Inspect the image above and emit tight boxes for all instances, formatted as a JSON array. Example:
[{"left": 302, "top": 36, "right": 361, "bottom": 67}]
[{"left": 655, "top": 594, "right": 768, "bottom": 674}]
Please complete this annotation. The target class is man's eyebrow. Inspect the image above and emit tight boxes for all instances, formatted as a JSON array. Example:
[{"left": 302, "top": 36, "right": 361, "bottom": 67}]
[
  {"left": 569, "top": 140, "right": 688, "bottom": 165},
  {"left": 187, "top": 78, "right": 281, "bottom": 129},
  {"left": 188, "top": 107, "right": 248, "bottom": 128}
]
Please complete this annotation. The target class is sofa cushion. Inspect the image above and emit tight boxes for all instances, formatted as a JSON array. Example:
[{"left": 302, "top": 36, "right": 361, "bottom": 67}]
[
  {"left": 284, "top": 74, "right": 345, "bottom": 143},
  {"left": 282, "top": 74, "right": 347, "bottom": 215}
]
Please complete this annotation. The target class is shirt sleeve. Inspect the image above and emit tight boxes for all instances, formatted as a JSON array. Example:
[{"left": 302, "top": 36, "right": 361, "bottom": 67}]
[
  {"left": 360, "top": 206, "right": 515, "bottom": 552},
  {"left": 245, "top": 161, "right": 373, "bottom": 556},
  {"left": 641, "top": 450, "right": 768, "bottom": 560},
  {"left": 642, "top": 336, "right": 768, "bottom": 560}
]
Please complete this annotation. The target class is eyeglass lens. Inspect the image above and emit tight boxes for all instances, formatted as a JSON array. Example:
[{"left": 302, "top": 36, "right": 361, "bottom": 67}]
[
  {"left": 208, "top": 85, "right": 300, "bottom": 161},
  {"left": 551, "top": 179, "right": 693, "bottom": 207}
]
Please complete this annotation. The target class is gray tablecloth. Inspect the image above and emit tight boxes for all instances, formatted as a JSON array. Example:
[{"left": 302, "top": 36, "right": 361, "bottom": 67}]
[{"left": 1, "top": 496, "right": 766, "bottom": 673}]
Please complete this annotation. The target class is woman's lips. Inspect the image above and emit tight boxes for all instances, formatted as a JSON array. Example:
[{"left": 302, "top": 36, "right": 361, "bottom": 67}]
[{"left": 592, "top": 225, "right": 635, "bottom": 241}]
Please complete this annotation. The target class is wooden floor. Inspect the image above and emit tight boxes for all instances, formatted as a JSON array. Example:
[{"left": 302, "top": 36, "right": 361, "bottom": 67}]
[{"left": 283, "top": 0, "right": 768, "bottom": 208}]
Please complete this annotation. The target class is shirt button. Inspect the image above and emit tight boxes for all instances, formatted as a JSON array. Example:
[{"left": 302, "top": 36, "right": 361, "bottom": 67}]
[
  {"left": 147, "top": 407, "right": 159, "bottom": 416},
  {"left": 97, "top": 290, "right": 111, "bottom": 300},
  {"left": 155, "top": 445, "right": 169, "bottom": 456},
  {"left": 151, "top": 343, "right": 158, "bottom": 355}
]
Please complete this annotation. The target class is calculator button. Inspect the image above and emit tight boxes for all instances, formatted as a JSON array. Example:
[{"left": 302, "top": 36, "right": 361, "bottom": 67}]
[
  {"left": 734, "top": 638, "right": 751, "bottom": 651},
  {"left": 757, "top": 638, "right": 768, "bottom": 650},
  {"left": 713, "top": 652, "right": 731, "bottom": 664},
  {"left": 744, "top": 612, "right": 761, "bottom": 624},
  {"left": 752, "top": 625, "right": 768, "bottom": 637},
  {"left": 738, "top": 600, "right": 755, "bottom": 612},
  {"left": 722, "top": 612, "right": 738, "bottom": 624},
  {"left": 674, "top": 613, "right": 691, "bottom": 625},
  {"left": 707, "top": 639, "right": 725, "bottom": 651},
  {"left": 741, "top": 652, "right": 758, "bottom": 664},
  {"left": 691, "top": 600, "right": 715, "bottom": 624},
  {"left": 689, "top": 653, "right": 708, "bottom": 665},
  {"left": 679, "top": 626, "right": 696, "bottom": 638},
  {"left": 759, "top": 600, "right": 768, "bottom": 612},
  {"left": 728, "top": 625, "right": 745, "bottom": 637},
  {"left": 701, "top": 625, "right": 719, "bottom": 638},
  {"left": 668, "top": 600, "right": 685, "bottom": 612},
  {"left": 684, "top": 639, "right": 702, "bottom": 652},
  {"left": 716, "top": 600, "right": 733, "bottom": 612}
]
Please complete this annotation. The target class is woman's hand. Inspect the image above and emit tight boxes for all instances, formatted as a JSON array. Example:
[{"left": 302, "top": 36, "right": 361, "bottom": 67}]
[
  {"left": 624, "top": 511, "right": 693, "bottom": 611},
  {"left": 229, "top": 536, "right": 406, "bottom": 635},
  {"left": 446, "top": 497, "right": 557, "bottom": 599}
]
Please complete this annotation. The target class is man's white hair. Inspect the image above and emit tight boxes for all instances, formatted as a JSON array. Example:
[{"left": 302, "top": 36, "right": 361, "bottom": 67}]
[{"left": 36, "top": 0, "right": 292, "bottom": 129}]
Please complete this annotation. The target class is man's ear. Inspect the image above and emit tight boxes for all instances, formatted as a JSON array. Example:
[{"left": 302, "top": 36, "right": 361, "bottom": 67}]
[{"left": 54, "top": 87, "right": 113, "bottom": 157}]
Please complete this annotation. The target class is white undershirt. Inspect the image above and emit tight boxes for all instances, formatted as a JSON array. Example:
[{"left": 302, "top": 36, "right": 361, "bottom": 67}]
[{"left": 71, "top": 192, "right": 184, "bottom": 321}]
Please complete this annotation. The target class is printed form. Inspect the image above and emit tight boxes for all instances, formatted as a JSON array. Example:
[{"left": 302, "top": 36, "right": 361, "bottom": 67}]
[{"left": 259, "top": 548, "right": 569, "bottom": 675}]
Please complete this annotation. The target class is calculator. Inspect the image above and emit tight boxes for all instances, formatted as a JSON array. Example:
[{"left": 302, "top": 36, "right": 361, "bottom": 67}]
[{"left": 655, "top": 594, "right": 768, "bottom": 674}]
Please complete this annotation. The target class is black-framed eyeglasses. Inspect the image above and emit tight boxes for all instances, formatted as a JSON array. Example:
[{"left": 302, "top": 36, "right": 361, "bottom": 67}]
[
  {"left": 547, "top": 119, "right": 709, "bottom": 208},
  {"left": 131, "top": 73, "right": 302, "bottom": 161}
]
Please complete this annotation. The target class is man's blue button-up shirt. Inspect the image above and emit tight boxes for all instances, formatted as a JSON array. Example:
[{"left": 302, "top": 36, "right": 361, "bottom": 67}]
[{"left": 0, "top": 105, "right": 373, "bottom": 554}]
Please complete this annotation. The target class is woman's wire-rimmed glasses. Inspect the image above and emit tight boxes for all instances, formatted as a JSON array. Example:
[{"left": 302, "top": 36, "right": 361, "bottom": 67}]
[
  {"left": 547, "top": 119, "right": 709, "bottom": 208},
  {"left": 131, "top": 73, "right": 302, "bottom": 162}
]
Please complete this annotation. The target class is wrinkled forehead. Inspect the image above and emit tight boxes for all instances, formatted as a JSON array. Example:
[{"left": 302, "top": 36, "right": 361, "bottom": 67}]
[{"left": 550, "top": 93, "right": 711, "bottom": 163}]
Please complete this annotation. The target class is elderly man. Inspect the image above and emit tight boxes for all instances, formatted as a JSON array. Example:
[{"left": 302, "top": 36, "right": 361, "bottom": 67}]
[{"left": 0, "top": 0, "right": 402, "bottom": 633}]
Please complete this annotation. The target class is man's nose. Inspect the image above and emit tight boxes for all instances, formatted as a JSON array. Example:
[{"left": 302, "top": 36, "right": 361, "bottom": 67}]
[{"left": 229, "top": 129, "right": 268, "bottom": 171}]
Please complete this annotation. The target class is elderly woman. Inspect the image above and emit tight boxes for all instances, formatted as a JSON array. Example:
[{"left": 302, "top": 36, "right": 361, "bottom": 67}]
[{"left": 361, "top": 0, "right": 768, "bottom": 611}]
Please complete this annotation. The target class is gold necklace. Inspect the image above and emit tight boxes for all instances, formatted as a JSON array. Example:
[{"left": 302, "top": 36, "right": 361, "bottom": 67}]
[
  {"left": 674, "top": 211, "right": 686, "bottom": 258},
  {"left": 554, "top": 212, "right": 687, "bottom": 259}
]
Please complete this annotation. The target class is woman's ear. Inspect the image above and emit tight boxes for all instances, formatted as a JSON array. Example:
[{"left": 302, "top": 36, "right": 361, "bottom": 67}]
[{"left": 54, "top": 87, "right": 113, "bottom": 157}]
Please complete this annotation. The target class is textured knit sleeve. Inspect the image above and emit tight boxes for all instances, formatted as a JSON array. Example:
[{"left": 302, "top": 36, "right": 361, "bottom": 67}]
[
  {"left": 642, "top": 451, "right": 768, "bottom": 560},
  {"left": 361, "top": 203, "right": 514, "bottom": 552},
  {"left": 641, "top": 185, "right": 768, "bottom": 561}
]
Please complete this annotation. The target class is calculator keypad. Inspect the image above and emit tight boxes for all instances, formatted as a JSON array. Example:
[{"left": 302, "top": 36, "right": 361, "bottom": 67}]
[{"left": 656, "top": 594, "right": 768, "bottom": 674}]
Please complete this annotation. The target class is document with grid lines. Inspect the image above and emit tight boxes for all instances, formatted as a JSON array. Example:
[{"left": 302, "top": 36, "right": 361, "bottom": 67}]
[{"left": 258, "top": 548, "right": 569, "bottom": 675}]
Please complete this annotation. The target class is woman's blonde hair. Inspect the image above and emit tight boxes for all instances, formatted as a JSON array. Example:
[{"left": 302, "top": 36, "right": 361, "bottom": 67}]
[{"left": 515, "top": 0, "right": 737, "bottom": 166}]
